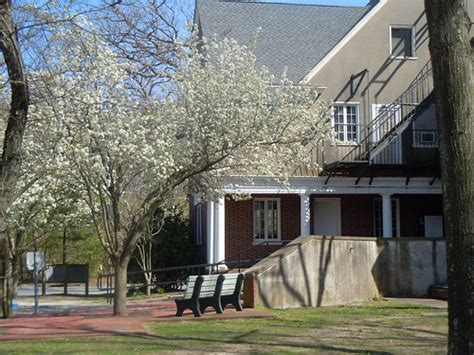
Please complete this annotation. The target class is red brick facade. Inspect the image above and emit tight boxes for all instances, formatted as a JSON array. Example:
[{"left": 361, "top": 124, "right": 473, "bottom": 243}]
[
  {"left": 310, "top": 194, "right": 376, "bottom": 237},
  {"left": 225, "top": 194, "right": 301, "bottom": 263},
  {"left": 191, "top": 193, "right": 444, "bottom": 263}
]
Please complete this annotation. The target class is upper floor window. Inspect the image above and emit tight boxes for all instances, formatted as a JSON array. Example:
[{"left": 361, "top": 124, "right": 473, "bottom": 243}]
[
  {"left": 253, "top": 198, "right": 280, "bottom": 242},
  {"left": 413, "top": 130, "right": 438, "bottom": 148},
  {"left": 390, "top": 26, "right": 416, "bottom": 59},
  {"left": 333, "top": 104, "right": 360, "bottom": 144}
]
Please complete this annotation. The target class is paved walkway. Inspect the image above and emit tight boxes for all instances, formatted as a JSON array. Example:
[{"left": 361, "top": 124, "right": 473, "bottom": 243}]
[
  {"left": 385, "top": 297, "right": 448, "bottom": 309},
  {"left": 0, "top": 296, "right": 272, "bottom": 341}
]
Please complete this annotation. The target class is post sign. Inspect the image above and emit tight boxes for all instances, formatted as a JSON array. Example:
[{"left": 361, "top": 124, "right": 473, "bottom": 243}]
[
  {"left": 26, "top": 251, "right": 45, "bottom": 271},
  {"left": 26, "top": 250, "right": 45, "bottom": 316}
]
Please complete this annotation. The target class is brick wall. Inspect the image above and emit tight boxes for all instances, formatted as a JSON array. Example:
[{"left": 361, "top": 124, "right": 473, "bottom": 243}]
[
  {"left": 397, "top": 194, "right": 443, "bottom": 237},
  {"left": 225, "top": 194, "right": 301, "bottom": 263},
  {"left": 310, "top": 194, "right": 376, "bottom": 237},
  {"left": 194, "top": 193, "right": 444, "bottom": 265},
  {"left": 341, "top": 194, "right": 376, "bottom": 236}
]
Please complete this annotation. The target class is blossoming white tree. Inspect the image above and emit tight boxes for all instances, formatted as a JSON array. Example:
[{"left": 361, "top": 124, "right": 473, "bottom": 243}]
[
  {"left": 32, "top": 27, "right": 332, "bottom": 316},
  {"left": 1, "top": 93, "right": 86, "bottom": 297}
]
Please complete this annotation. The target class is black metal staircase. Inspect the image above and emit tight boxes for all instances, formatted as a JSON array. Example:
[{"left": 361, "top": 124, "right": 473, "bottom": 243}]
[{"left": 337, "top": 61, "right": 434, "bottom": 165}]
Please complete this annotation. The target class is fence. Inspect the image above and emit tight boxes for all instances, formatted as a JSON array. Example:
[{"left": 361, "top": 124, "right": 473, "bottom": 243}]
[{"left": 97, "top": 260, "right": 235, "bottom": 303}]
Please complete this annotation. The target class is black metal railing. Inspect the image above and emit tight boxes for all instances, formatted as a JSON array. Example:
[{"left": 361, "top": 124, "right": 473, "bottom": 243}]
[
  {"left": 97, "top": 260, "right": 235, "bottom": 304},
  {"left": 98, "top": 240, "right": 293, "bottom": 303},
  {"left": 340, "top": 61, "right": 434, "bottom": 164}
]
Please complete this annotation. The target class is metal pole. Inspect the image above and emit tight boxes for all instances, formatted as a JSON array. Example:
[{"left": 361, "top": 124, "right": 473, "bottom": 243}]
[{"left": 33, "top": 249, "right": 39, "bottom": 316}]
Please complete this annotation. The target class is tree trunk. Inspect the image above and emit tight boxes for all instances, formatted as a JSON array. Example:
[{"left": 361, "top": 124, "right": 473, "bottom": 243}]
[
  {"left": 144, "top": 272, "right": 151, "bottom": 297},
  {"left": 2, "top": 238, "right": 12, "bottom": 317},
  {"left": 113, "top": 256, "right": 130, "bottom": 316},
  {"left": 0, "top": 1, "right": 30, "bottom": 318},
  {"left": 10, "top": 253, "right": 19, "bottom": 296},
  {"left": 0, "top": 0, "right": 29, "bottom": 218},
  {"left": 425, "top": 1, "right": 474, "bottom": 353}
]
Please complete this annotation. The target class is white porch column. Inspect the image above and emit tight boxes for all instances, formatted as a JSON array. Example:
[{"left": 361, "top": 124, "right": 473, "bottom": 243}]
[
  {"left": 382, "top": 193, "right": 393, "bottom": 238},
  {"left": 300, "top": 193, "right": 311, "bottom": 236},
  {"left": 206, "top": 199, "right": 215, "bottom": 264},
  {"left": 214, "top": 197, "right": 226, "bottom": 267}
]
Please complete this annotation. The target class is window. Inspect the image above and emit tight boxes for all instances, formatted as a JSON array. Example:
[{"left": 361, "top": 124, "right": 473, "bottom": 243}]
[
  {"left": 390, "top": 26, "right": 415, "bottom": 58},
  {"left": 195, "top": 204, "right": 203, "bottom": 246},
  {"left": 253, "top": 198, "right": 280, "bottom": 241},
  {"left": 413, "top": 130, "right": 438, "bottom": 148},
  {"left": 333, "top": 104, "right": 359, "bottom": 143},
  {"left": 374, "top": 198, "right": 400, "bottom": 238}
]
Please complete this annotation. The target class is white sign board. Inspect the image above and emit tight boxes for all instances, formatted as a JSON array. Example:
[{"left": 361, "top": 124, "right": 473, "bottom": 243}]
[
  {"left": 26, "top": 251, "right": 46, "bottom": 271},
  {"left": 424, "top": 215, "right": 444, "bottom": 238}
]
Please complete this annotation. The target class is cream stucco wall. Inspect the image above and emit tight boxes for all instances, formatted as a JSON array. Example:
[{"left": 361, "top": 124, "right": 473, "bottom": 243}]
[{"left": 308, "top": 0, "right": 431, "bottom": 125}]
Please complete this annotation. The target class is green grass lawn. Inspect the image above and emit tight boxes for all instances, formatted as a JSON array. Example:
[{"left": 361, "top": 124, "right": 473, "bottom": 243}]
[{"left": 0, "top": 301, "right": 447, "bottom": 354}]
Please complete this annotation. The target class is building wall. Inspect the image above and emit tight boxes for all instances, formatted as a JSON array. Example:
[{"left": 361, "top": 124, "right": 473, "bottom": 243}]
[
  {"left": 398, "top": 194, "right": 443, "bottom": 237},
  {"left": 306, "top": 0, "right": 434, "bottom": 166},
  {"left": 244, "top": 236, "right": 447, "bottom": 309},
  {"left": 225, "top": 194, "right": 301, "bottom": 263},
  {"left": 221, "top": 193, "right": 443, "bottom": 262},
  {"left": 310, "top": 0, "right": 431, "bottom": 110},
  {"left": 341, "top": 194, "right": 376, "bottom": 236},
  {"left": 310, "top": 194, "right": 375, "bottom": 236}
]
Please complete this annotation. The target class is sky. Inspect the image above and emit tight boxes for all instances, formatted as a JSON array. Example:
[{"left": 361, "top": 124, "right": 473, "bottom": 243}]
[{"left": 268, "top": 0, "right": 369, "bottom": 5}]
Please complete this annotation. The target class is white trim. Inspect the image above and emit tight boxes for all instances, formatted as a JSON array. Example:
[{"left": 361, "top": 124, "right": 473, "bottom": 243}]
[
  {"left": 206, "top": 200, "right": 215, "bottom": 264},
  {"left": 332, "top": 102, "right": 361, "bottom": 145},
  {"left": 253, "top": 197, "right": 281, "bottom": 242},
  {"left": 224, "top": 176, "right": 442, "bottom": 196},
  {"left": 300, "top": 193, "right": 311, "bottom": 236},
  {"left": 301, "top": 0, "right": 387, "bottom": 84},
  {"left": 214, "top": 197, "right": 226, "bottom": 264},
  {"left": 389, "top": 25, "right": 417, "bottom": 60}
]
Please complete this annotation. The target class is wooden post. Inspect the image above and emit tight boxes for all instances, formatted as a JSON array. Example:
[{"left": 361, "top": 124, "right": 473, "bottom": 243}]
[
  {"left": 85, "top": 264, "right": 89, "bottom": 296},
  {"left": 41, "top": 271, "right": 46, "bottom": 296},
  {"left": 63, "top": 227, "right": 68, "bottom": 296},
  {"left": 63, "top": 264, "right": 68, "bottom": 296}
]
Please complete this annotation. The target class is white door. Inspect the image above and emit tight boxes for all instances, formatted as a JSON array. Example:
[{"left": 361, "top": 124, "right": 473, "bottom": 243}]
[
  {"left": 313, "top": 198, "right": 341, "bottom": 236},
  {"left": 372, "top": 104, "right": 403, "bottom": 164},
  {"left": 424, "top": 215, "right": 444, "bottom": 238}
]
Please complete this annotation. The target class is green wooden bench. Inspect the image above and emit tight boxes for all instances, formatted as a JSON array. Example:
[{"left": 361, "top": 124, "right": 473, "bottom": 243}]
[
  {"left": 172, "top": 274, "right": 224, "bottom": 317},
  {"left": 172, "top": 273, "right": 244, "bottom": 317},
  {"left": 171, "top": 275, "right": 203, "bottom": 317},
  {"left": 219, "top": 273, "right": 244, "bottom": 312}
]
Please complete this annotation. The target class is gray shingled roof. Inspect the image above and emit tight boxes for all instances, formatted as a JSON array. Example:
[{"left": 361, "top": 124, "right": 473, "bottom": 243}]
[{"left": 196, "top": 0, "right": 371, "bottom": 83}]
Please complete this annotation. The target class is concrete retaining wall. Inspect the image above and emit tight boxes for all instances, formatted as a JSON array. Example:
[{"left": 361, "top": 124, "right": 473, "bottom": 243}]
[{"left": 244, "top": 236, "right": 446, "bottom": 309}]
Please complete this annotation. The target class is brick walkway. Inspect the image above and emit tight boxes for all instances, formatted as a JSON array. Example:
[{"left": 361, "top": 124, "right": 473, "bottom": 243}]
[{"left": 0, "top": 298, "right": 272, "bottom": 341}]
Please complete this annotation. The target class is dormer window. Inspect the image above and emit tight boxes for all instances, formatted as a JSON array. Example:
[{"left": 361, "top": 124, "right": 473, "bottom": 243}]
[{"left": 390, "top": 26, "right": 416, "bottom": 59}]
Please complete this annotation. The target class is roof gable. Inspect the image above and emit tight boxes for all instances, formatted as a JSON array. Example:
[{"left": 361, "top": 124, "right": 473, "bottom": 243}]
[{"left": 196, "top": 0, "right": 371, "bottom": 83}]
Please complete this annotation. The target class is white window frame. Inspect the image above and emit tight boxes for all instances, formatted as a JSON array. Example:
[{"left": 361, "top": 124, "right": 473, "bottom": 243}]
[
  {"left": 413, "top": 131, "right": 438, "bottom": 147},
  {"left": 253, "top": 197, "right": 281, "bottom": 243},
  {"left": 195, "top": 204, "right": 203, "bottom": 246},
  {"left": 389, "top": 25, "right": 417, "bottom": 60},
  {"left": 332, "top": 103, "right": 361, "bottom": 145}
]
